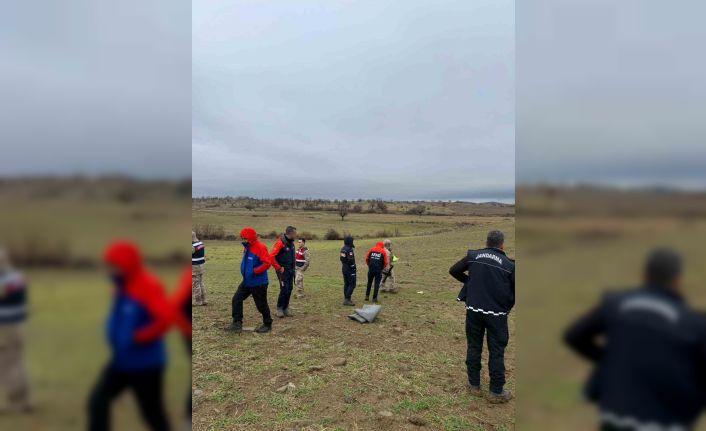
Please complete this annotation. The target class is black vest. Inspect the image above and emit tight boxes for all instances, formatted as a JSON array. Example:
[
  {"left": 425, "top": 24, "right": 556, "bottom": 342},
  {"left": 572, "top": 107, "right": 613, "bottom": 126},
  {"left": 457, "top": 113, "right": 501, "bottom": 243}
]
[
  {"left": 275, "top": 235, "right": 295, "bottom": 270},
  {"left": 0, "top": 271, "right": 27, "bottom": 324},
  {"left": 192, "top": 241, "right": 205, "bottom": 265}
]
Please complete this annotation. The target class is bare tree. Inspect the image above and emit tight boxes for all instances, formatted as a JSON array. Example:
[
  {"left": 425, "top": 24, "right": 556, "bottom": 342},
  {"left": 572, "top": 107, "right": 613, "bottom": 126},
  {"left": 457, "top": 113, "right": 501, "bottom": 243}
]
[{"left": 338, "top": 200, "right": 350, "bottom": 221}]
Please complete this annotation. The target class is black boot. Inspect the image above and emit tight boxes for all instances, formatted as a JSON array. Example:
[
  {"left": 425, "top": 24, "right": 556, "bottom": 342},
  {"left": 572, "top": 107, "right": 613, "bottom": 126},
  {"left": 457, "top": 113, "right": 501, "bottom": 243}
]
[
  {"left": 225, "top": 321, "right": 242, "bottom": 333},
  {"left": 343, "top": 299, "right": 355, "bottom": 306},
  {"left": 365, "top": 296, "right": 369, "bottom": 302},
  {"left": 255, "top": 324, "right": 271, "bottom": 334}
]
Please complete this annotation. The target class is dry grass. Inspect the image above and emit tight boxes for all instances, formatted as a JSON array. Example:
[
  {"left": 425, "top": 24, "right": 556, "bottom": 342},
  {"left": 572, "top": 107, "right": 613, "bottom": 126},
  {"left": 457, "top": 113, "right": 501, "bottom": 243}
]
[{"left": 192, "top": 209, "right": 515, "bottom": 430}]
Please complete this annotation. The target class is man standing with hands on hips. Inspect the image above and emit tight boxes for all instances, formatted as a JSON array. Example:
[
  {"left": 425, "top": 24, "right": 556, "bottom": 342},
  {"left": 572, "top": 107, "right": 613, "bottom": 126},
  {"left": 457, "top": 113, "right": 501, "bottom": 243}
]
[{"left": 449, "top": 230, "right": 515, "bottom": 403}]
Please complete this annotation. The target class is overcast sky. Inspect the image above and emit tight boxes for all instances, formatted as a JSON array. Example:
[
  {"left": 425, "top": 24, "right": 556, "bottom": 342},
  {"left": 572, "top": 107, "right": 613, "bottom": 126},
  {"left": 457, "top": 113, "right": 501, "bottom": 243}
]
[
  {"left": 0, "top": 1, "right": 191, "bottom": 179},
  {"left": 517, "top": 0, "right": 706, "bottom": 189},
  {"left": 193, "top": 0, "right": 514, "bottom": 201}
]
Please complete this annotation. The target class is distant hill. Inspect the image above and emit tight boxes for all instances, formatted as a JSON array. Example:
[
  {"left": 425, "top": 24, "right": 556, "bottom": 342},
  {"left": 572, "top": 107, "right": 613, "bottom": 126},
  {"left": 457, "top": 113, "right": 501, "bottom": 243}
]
[
  {"left": 518, "top": 184, "right": 706, "bottom": 217},
  {"left": 0, "top": 176, "right": 190, "bottom": 203},
  {"left": 192, "top": 196, "right": 514, "bottom": 217}
]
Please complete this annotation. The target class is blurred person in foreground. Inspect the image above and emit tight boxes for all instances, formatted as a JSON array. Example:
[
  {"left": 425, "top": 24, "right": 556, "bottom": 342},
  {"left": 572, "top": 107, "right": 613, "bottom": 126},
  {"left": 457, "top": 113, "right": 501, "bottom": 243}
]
[
  {"left": 226, "top": 227, "right": 273, "bottom": 334},
  {"left": 172, "top": 267, "right": 192, "bottom": 431},
  {"left": 565, "top": 248, "right": 706, "bottom": 431},
  {"left": 191, "top": 231, "right": 207, "bottom": 306},
  {"left": 88, "top": 241, "right": 172, "bottom": 431},
  {"left": 0, "top": 248, "right": 32, "bottom": 413},
  {"left": 449, "top": 230, "right": 515, "bottom": 403}
]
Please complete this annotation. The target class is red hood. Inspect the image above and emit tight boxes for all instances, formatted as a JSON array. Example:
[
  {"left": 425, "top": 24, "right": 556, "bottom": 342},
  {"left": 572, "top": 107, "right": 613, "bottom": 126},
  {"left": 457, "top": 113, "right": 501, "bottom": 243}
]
[
  {"left": 104, "top": 240, "right": 143, "bottom": 277},
  {"left": 240, "top": 227, "right": 258, "bottom": 243},
  {"left": 375, "top": 241, "right": 384, "bottom": 249}
]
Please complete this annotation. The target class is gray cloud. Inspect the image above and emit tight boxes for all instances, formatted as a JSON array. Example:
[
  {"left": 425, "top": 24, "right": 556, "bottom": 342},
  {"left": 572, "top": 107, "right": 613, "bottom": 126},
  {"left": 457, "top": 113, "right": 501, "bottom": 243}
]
[
  {"left": 0, "top": 1, "right": 191, "bottom": 179},
  {"left": 517, "top": 0, "right": 706, "bottom": 188},
  {"left": 193, "top": 0, "right": 514, "bottom": 201}
]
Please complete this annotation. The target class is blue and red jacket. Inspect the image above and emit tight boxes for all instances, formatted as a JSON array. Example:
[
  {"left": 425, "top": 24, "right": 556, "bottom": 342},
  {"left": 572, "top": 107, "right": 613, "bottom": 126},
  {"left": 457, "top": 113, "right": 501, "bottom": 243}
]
[
  {"left": 103, "top": 241, "right": 172, "bottom": 372},
  {"left": 240, "top": 227, "right": 272, "bottom": 287}
]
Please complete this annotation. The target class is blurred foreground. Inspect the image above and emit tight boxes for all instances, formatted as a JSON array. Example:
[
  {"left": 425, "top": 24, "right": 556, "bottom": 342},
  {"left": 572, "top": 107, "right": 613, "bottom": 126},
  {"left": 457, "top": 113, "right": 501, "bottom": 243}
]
[
  {"left": 517, "top": 185, "right": 706, "bottom": 430},
  {"left": 0, "top": 177, "right": 190, "bottom": 430}
]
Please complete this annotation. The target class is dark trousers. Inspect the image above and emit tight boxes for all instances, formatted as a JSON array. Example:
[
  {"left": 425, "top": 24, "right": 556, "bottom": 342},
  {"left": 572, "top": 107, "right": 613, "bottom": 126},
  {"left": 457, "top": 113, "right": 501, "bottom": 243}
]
[
  {"left": 343, "top": 271, "right": 356, "bottom": 300},
  {"left": 88, "top": 366, "right": 169, "bottom": 431},
  {"left": 276, "top": 268, "right": 295, "bottom": 310},
  {"left": 232, "top": 283, "right": 272, "bottom": 325},
  {"left": 600, "top": 424, "right": 634, "bottom": 431},
  {"left": 465, "top": 310, "right": 509, "bottom": 394},
  {"left": 366, "top": 271, "right": 382, "bottom": 300}
]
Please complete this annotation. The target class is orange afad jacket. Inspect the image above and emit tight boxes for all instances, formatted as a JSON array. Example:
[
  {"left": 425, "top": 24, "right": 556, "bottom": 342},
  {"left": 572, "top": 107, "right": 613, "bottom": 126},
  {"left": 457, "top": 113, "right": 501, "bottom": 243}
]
[{"left": 365, "top": 242, "right": 389, "bottom": 268}]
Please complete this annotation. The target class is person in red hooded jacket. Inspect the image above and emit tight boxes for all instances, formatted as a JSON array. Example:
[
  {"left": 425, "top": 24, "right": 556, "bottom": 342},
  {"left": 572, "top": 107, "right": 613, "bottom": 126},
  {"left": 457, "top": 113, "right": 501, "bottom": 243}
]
[
  {"left": 365, "top": 242, "right": 389, "bottom": 303},
  {"left": 88, "top": 241, "right": 172, "bottom": 431},
  {"left": 226, "top": 227, "right": 273, "bottom": 334}
]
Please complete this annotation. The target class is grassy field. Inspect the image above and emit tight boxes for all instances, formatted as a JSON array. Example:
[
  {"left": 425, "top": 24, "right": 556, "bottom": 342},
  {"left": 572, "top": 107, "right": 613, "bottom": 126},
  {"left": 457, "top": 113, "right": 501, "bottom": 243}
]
[
  {"left": 516, "top": 188, "right": 706, "bottom": 431},
  {"left": 0, "top": 179, "right": 191, "bottom": 430},
  {"left": 192, "top": 208, "right": 515, "bottom": 430}
]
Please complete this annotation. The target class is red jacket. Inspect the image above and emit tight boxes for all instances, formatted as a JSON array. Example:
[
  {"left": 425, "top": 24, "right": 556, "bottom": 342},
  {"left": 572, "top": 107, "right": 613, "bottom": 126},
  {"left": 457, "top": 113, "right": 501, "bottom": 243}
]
[
  {"left": 240, "top": 227, "right": 272, "bottom": 275},
  {"left": 171, "top": 266, "right": 192, "bottom": 340},
  {"left": 365, "top": 242, "right": 389, "bottom": 268},
  {"left": 104, "top": 241, "right": 173, "bottom": 344}
]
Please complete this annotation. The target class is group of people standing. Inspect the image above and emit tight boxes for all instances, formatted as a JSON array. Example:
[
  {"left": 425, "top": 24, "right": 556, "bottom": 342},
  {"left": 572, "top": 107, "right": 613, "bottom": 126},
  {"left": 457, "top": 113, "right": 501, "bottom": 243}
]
[
  {"left": 192, "top": 225, "right": 517, "bottom": 405},
  {"left": 190, "top": 226, "right": 399, "bottom": 334}
]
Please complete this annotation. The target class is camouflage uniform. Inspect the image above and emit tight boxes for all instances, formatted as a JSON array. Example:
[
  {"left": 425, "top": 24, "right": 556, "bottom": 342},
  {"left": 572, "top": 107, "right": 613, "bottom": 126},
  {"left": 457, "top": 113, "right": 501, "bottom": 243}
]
[
  {"left": 380, "top": 241, "right": 397, "bottom": 293},
  {"left": 0, "top": 269, "right": 31, "bottom": 411},
  {"left": 192, "top": 239, "right": 207, "bottom": 305},
  {"left": 295, "top": 245, "right": 310, "bottom": 298}
]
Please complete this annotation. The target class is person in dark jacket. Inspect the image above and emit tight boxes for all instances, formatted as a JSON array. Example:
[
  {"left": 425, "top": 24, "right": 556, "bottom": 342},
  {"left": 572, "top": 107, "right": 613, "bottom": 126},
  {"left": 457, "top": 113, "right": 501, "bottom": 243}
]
[
  {"left": 340, "top": 236, "right": 357, "bottom": 306},
  {"left": 270, "top": 226, "right": 297, "bottom": 318},
  {"left": 0, "top": 248, "right": 32, "bottom": 413},
  {"left": 88, "top": 241, "right": 173, "bottom": 431},
  {"left": 365, "top": 241, "right": 389, "bottom": 303},
  {"left": 564, "top": 248, "right": 706, "bottom": 431},
  {"left": 449, "top": 230, "right": 515, "bottom": 403},
  {"left": 227, "top": 227, "right": 273, "bottom": 334}
]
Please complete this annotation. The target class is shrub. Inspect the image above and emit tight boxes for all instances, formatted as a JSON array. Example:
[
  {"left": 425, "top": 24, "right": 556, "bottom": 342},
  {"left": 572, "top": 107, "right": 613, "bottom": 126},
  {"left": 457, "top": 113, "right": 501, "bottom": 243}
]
[
  {"left": 193, "top": 224, "right": 226, "bottom": 240},
  {"left": 299, "top": 231, "right": 319, "bottom": 240},
  {"left": 324, "top": 228, "right": 342, "bottom": 241},
  {"left": 260, "top": 230, "right": 279, "bottom": 239},
  {"left": 406, "top": 204, "right": 426, "bottom": 215}
]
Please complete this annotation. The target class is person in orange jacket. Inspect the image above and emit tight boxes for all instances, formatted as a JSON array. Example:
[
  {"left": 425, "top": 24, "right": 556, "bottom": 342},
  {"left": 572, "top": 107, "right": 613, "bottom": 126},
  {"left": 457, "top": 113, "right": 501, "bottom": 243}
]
[{"left": 364, "top": 242, "right": 389, "bottom": 303}]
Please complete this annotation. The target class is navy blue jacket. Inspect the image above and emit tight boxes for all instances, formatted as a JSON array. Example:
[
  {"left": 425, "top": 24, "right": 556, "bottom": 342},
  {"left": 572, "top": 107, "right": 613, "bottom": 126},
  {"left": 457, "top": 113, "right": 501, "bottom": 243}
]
[
  {"left": 340, "top": 237, "right": 356, "bottom": 274},
  {"left": 104, "top": 241, "right": 172, "bottom": 372},
  {"left": 449, "top": 247, "right": 515, "bottom": 315},
  {"left": 565, "top": 286, "right": 706, "bottom": 429}
]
